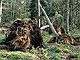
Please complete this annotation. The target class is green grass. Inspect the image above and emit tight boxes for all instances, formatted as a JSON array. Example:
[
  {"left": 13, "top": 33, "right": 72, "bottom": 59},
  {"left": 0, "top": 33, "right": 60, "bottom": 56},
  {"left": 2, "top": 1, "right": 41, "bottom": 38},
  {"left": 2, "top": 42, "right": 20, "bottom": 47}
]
[
  {"left": 0, "top": 34, "right": 6, "bottom": 42},
  {"left": 69, "top": 29, "right": 80, "bottom": 37},
  {"left": 0, "top": 50, "right": 37, "bottom": 60},
  {"left": 42, "top": 31, "right": 53, "bottom": 42},
  {"left": 0, "top": 34, "right": 5, "bottom": 39},
  {"left": 62, "top": 49, "right": 72, "bottom": 53},
  {"left": 68, "top": 54, "right": 80, "bottom": 58},
  {"left": 0, "top": 57, "right": 6, "bottom": 60}
]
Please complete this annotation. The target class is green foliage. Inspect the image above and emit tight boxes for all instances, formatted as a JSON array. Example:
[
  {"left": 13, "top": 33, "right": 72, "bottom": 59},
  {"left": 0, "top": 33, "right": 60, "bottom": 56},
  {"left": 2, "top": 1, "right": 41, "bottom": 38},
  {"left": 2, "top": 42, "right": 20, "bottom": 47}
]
[
  {"left": 49, "top": 46, "right": 61, "bottom": 53},
  {"left": 58, "top": 40, "right": 64, "bottom": 44},
  {"left": 42, "top": 45, "right": 64, "bottom": 60},
  {"left": 63, "top": 49, "right": 72, "bottom": 53},
  {"left": 69, "top": 29, "right": 80, "bottom": 37},
  {"left": 2, "top": 0, "right": 30, "bottom": 24},
  {"left": 68, "top": 54, "right": 80, "bottom": 58},
  {"left": 0, "top": 34, "right": 6, "bottom": 42},
  {"left": 29, "top": 0, "right": 37, "bottom": 20},
  {"left": 0, "top": 57, "right": 6, "bottom": 60},
  {"left": 29, "top": 0, "right": 47, "bottom": 20},
  {"left": 0, "top": 30, "right": 80, "bottom": 60},
  {"left": 42, "top": 31, "right": 53, "bottom": 42},
  {"left": 8, "top": 54, "right": 23, "bottom": 60},
  {"left": 0, "top": 51, "right": 33, "bottom": 60},
  {"left": 29, "top": 0, "right": 55, "bottom": 20}
]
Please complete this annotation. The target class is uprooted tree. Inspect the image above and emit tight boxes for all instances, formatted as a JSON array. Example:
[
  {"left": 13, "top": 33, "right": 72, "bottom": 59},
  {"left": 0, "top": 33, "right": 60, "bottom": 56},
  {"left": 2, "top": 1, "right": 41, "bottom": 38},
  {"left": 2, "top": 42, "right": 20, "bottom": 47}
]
[
  {"left": 3, "top": 20, "right": 43, "bottom": 52},
  {"left": 48, "top": 19, "right": 80, "bottom": 45}
]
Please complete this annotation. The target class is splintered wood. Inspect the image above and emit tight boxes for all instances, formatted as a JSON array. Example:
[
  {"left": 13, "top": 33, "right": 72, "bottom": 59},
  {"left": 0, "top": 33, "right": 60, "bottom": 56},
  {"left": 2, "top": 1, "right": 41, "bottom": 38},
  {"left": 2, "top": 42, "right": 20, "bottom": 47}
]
[
  {"left": 48, "top": 21, "right": 80, "bottom": 45},
  {"left": 4, "top": 20, "right": 43, "bottom": 52},
  {"left": 48, "top": 30, "right": 80, "bottom": 45}
]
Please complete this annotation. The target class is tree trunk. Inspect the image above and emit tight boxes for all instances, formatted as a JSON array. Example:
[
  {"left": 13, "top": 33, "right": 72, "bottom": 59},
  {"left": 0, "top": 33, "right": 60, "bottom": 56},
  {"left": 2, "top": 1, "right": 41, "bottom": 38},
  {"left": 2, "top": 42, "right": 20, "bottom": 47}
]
[
  {"left": 0, "top": 0, "right": 2, "bottom": 23},
  {"left": 66, "top": 0, "right": 69, "bottom": 33},
  {"left": 38, "top": 0, "right": 41, "bottom": 27},
  {"left": 40, "top": 3, "right": 59, "bottom": 37}
]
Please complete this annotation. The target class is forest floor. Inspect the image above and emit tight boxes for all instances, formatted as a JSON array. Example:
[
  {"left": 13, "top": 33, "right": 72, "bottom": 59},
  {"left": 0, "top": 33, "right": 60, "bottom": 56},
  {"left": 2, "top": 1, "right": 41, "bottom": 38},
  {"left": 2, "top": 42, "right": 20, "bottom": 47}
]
[{"left": 0, "top": 31, "right": 80, "bottom": 60}]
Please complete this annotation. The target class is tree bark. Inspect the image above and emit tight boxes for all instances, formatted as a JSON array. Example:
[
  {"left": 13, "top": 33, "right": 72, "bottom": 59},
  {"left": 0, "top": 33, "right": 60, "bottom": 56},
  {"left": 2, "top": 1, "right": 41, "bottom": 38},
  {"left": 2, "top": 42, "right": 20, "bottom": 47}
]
[
  {"left": 66, "top": 0, "right": 69, "bottom": 33},
  {"left": 38, "top": 0, "right": 41, "bottom": 27},
  {"left": 0, "top": 0, "right": 2, "bottom": 23}
]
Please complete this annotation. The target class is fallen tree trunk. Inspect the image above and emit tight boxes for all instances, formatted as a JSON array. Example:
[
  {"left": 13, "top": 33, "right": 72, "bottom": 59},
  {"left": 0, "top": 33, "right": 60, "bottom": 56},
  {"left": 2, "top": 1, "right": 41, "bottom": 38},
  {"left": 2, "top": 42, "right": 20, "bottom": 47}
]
[
  {"left": 48, "top": 34, "right": 79, "bottom": 45},
  {"left": 40, "top": 3, "right": 59, "bottom": 37},
  {"left": 41, "top": 23, "right": 65, "bottom": 36}
]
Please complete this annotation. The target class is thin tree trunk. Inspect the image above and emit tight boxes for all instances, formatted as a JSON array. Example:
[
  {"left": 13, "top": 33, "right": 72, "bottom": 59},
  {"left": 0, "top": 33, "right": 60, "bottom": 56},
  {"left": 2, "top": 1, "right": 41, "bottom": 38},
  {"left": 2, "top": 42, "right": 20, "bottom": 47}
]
[
  {"left": 66, "top": 0, "right": 69, "bottom": 33},
  {"left": 38, "top": 0, "right": 41, "bottom": 27},
  {"left": 0, "top": 0, "right": 2, "bottom": 23},
  {"left": 70, "top": 1, "right": 73, "bottom": 25},
  {"left": 11, "top": 0, "right": 13, "bottom": 20},
  {"left": 25, "top": 1, "right": 26, "bottom": 18}
]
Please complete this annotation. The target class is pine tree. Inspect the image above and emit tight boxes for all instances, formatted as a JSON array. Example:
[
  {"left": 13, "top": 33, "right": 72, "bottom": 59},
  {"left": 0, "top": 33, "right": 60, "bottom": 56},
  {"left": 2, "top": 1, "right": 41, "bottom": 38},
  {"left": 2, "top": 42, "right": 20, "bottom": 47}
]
[
  {"left": 29, "top": 0, "right": 48, "bottom": 20},
  {"left": 29, "top": 0, "right": 38, "bottom": 20}
]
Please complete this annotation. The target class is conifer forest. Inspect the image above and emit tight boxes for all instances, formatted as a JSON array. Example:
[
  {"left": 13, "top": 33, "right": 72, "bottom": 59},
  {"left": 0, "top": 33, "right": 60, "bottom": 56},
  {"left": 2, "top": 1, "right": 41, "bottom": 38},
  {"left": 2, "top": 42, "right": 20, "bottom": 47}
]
[{"left": 0, "top": 0, "right": 80, "bottom": 60}]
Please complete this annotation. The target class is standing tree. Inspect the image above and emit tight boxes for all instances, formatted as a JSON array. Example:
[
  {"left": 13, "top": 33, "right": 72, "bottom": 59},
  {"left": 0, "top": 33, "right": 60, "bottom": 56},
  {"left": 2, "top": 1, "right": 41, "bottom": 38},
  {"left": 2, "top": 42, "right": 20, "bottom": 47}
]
[
  {"left": 29, "top": 0, "right": 38, "bottom": 20},
  {"left": 66, "top": 0, "right": 69, "bottom": 33},
  {"left": 29, "top": 0, "right": 55, "bottom": 26},
  {"left": 29, "top": 0, "right": 48, "bottom": 19},
  {"left": 2, "top": 0, "right": 30, "bottom": 24},
  {"left": 0, "top": 0, "right": 2, "bottom": 23}
]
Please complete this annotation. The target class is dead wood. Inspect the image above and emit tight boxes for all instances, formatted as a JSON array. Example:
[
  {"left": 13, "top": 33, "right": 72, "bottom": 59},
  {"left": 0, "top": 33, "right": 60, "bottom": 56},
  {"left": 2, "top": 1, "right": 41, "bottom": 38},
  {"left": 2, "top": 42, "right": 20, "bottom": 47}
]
[
  {"left": 48, "top": 34, "right": 78, "bottom": 45},
  {"left": 3, "top": 20, "right": 43, "bottom": 52},
  {"left": 48, "top": 20, "right": 79, "bottom": 45},
  {"left": 48, "top": 23, "right": 65, "bottom": 36}
]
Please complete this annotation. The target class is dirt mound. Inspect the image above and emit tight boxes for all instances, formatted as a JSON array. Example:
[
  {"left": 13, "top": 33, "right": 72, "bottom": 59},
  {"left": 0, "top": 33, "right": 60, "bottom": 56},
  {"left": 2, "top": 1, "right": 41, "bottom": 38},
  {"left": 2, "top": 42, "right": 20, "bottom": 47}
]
[{"left": 3, "top": 20, "right": 43, "bottom": 52}]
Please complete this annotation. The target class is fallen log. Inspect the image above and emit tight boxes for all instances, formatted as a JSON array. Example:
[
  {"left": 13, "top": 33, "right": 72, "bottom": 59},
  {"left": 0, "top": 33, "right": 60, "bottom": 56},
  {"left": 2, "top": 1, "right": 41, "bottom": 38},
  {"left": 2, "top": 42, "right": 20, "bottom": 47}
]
[{"left": 48, "top": 34, "right": 78, "bottom": 45}]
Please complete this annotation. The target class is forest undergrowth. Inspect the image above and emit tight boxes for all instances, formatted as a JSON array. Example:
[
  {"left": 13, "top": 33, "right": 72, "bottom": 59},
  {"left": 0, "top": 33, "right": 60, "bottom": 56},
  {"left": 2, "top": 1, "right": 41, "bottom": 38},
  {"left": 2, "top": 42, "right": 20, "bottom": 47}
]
[{"left": 0, "top": 31, "right": 80, "bottom": 60}]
